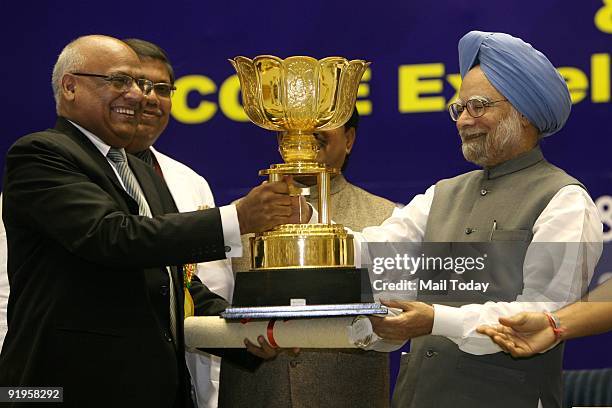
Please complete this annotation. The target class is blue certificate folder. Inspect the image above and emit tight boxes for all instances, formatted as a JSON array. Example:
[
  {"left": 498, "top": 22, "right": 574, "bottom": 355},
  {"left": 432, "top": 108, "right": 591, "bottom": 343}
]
[{"left": 221, "top": 303, "right": 388, "bottom": 319}]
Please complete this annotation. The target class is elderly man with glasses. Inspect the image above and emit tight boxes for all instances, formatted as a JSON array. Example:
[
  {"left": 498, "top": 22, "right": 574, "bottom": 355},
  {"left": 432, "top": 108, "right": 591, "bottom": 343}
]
[
  {"left": 0, "top": 35, "right": 295, "bottom": 407},
  {"left": 304, "top": 31, "right": 603, "bottom": 408}
]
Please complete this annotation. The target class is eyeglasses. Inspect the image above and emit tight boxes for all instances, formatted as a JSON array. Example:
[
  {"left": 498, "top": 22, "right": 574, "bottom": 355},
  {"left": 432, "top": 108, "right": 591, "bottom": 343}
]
[
  {"left": 448, "top": 97, "right": 508, "bottom": 121},
  {"left": 71, "top": 72, "right": 154, "bottom": 95},
  {"left": 149, "top": 82, "right": 176, "bottom": 98}
]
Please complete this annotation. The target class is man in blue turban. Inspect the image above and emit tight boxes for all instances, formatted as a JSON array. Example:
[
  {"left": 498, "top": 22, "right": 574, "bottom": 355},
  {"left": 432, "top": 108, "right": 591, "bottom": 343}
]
[
  {"left": 458, "top": 31, "right": 572, "bottom": 137},
  {"left": 349, "top": 31, "right": 602, "bottom": 407}
]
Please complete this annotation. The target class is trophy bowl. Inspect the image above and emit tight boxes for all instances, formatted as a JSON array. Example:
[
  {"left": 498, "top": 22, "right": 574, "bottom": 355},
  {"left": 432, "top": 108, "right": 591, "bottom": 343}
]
[
  {"left": 230, "top": 55, "right": 370, "bottom": 162},
  {"left": 230, "top": 55, "right": 370, "bottom": 269}
]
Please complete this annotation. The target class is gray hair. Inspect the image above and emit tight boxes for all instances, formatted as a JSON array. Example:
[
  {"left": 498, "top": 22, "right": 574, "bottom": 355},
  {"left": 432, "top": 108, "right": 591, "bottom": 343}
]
[{"left": 51, "top": 39, "right": 85, "bottom": 112}]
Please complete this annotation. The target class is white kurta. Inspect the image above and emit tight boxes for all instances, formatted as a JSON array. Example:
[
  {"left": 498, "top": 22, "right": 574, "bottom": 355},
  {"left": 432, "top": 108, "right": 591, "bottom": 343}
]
[{"left": 352, "top": 184, "right": 603, "bottom": 354}]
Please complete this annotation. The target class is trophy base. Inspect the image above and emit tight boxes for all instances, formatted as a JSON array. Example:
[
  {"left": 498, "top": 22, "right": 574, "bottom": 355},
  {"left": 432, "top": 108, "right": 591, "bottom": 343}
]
[
  {"left": 231, "top": 267, "right": 371, "bottom": 307},
  {"left": 250, "top": 224, "right": 354, "bottom": 270}
]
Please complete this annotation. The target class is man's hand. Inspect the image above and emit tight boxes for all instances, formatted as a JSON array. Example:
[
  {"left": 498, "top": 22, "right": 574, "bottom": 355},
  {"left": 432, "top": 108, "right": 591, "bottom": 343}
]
[
  {"left": 244, "top": 336, "right": 301, "bottom": 360},
  {"left": 236, "top": 179, "right": 302, "bottom": 234},
  {"left": 244, "top": 335, "right": 278, "bottom": 359},
  {"left": 477, "top": 312, "right": 557, "bottom": 358},
  {"left": 369, "top": 300, "right": 434, "bottom": 341}
]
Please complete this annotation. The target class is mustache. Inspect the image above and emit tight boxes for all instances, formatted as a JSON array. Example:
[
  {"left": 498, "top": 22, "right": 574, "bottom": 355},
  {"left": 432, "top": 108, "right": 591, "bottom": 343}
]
[{"left": 459, "top": 128, "right": 488, "bottom": 140}]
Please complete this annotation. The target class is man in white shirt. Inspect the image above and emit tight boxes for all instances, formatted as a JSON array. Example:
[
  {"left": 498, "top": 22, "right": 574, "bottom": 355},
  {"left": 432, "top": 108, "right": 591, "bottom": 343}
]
[{"left": 121, "top": 38, "right": 233, "bottom": 408}]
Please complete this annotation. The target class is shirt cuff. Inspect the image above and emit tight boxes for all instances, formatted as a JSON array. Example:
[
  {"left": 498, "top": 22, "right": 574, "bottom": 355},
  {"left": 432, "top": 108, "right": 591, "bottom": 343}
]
[
  {"left": 308, "top": 203, "right": 318, "bottom": 224},
  {"left": 431, "top": 304, "right": 464, "bottom": 339},
  {"left": 219, "top": 205, "right": 242, "bottom": 258}
]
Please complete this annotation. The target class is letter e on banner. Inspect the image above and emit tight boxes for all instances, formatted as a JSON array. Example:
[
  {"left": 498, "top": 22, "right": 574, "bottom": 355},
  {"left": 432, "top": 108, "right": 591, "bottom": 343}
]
[
  {"left": 398, "top": 63, "right": 446, "bottom": 113},
  {"left": 595, "top": 0, "right": 612, "bottom": 33}
]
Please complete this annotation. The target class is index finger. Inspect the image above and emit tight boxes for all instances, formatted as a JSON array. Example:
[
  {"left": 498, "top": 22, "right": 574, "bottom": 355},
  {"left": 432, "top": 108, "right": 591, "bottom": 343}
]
[
  {"left": 369, "top": 314, "right": 398, "bottom": 331},
  {"left": 264, "top": 180, "right": 291, "bottom": 194},
  {"left": 477, "top": 325, "right": 500, "bottom": 337},
  {"left": 380, "top": 299, "right": 411, "bottom": 311}
]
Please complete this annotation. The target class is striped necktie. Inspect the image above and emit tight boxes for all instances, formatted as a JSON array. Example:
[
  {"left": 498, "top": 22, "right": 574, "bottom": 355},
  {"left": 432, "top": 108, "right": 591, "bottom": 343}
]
[{"left": 107, "top": 147, "right": 178, "bottom": 346}]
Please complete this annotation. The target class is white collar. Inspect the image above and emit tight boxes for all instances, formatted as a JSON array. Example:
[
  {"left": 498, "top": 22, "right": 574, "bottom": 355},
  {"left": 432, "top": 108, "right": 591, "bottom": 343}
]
[{"left": 68, "top": 120, "right": 123, "bottom": 158}]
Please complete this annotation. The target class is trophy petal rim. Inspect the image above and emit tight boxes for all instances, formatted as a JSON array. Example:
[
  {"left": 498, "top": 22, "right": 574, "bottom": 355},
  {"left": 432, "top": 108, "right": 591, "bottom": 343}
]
[
  {"left": 230, "top": 55, "right": 255, "bottom": 64},
  {"left": 229, "top": 55, "right": 372, "bottom": 133}
]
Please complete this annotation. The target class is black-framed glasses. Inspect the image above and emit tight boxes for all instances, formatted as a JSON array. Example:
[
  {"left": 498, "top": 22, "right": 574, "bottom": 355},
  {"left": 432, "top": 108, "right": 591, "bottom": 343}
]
[
  {"left": 448, "top": 97, "right": 508, "bottom": 121},
  {"left": 71, "top": 72, "right": 154, "bottom": 95}
]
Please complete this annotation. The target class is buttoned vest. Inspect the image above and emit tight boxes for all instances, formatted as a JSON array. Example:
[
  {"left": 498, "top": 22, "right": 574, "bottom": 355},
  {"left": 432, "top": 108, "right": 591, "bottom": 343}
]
[{"left": 393, "top": 147, "right": 584, "bottom": 408}]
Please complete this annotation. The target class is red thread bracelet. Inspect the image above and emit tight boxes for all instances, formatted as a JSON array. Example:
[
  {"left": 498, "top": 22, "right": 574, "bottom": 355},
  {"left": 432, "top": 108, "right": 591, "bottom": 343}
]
[{"left": 544, "top": 312, "right": 565, "bottom": 340}]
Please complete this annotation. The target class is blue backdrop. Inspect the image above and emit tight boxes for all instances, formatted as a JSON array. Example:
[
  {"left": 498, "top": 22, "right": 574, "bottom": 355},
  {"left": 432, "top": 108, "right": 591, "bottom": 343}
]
[{"left": 1, "top": 0, "right": 610, "bottom": 377}]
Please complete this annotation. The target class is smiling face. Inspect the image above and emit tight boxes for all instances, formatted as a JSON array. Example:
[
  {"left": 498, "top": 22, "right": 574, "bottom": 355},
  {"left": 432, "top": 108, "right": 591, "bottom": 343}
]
[
  {"left": 125, "top": 58, "right": 172, "bottom": 153},
  {"left": 60, "top": 37, "right": 144, "bottom": 148},
  {"left": 456, "top": 66, "right": 533, "bottom": 167}
]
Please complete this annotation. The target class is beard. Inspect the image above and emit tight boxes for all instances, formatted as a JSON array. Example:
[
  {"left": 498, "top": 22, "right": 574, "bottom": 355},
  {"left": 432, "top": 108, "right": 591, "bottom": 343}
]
[{"left": 460, "top": 108, "right": 522, "bottom": 167}]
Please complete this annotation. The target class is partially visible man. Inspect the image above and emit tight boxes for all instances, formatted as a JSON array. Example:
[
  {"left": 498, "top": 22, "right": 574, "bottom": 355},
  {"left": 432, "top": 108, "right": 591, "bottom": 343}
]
[
  {"left": 0, "top": 35, "right": 295, "bottom": 407},
  {"left": 302, "top": 32, "right": 602, "bottom": 408},
  {"left": 122, "top": 38, "right": 234, "bottom": 408},
  {"left": 220, "top": 108, "right": 397, "bottom": 408}
]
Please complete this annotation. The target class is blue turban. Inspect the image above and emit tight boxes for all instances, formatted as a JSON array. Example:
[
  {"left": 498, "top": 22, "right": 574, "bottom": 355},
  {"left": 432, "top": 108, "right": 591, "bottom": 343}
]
[{"left": 458, "top": 31, "right": 571, "bottom": 137}]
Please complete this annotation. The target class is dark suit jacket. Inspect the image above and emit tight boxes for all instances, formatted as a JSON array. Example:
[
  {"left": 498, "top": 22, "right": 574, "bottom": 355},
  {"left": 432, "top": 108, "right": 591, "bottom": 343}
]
[{"left": 0, "top": 118, "right": 232, "bottom": 407}]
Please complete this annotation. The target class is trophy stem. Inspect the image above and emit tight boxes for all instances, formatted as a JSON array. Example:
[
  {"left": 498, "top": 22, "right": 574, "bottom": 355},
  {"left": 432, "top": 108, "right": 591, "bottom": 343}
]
[
  {"left": 317, "top": 172, "right": 331, "bottom": 223},
  {"left": 256, "top": 162, "right": 353, "bottom": 269},
  {"left": 279, "top": 131, "right": 320, "bottom": 162}
]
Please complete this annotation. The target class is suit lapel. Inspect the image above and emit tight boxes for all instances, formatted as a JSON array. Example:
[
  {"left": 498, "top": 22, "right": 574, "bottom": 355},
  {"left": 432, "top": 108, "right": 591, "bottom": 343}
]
[{"left": 54, "top": 118, "right": 136, "bottom": 208}]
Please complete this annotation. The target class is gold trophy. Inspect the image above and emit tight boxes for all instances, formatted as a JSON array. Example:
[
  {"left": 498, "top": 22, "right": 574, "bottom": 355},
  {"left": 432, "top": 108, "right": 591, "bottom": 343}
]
[{"left": 230, "top": 55, "right": 370, "bottom": 270}]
